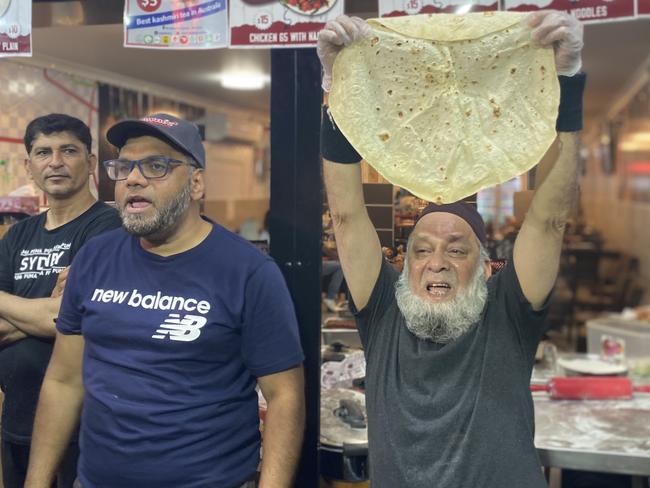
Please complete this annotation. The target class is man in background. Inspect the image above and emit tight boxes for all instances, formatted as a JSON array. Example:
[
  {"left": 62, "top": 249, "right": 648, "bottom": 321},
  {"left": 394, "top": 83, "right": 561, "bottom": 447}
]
[{"left": 0, "top": 113, "right": 122, "bottom": 488}]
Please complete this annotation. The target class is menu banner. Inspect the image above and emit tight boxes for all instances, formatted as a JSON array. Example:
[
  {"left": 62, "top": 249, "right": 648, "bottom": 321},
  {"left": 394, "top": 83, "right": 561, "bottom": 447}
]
[
  {"left": 230, "top": 0, "right": 345, "bottom": 49},
  {"left": 638, "top": 0, "right": 650, "bottom": 16},
  {"left": 124, "top": 0, "right": 229, "bottom": 49},
  {"left": 379, "top": 0, "right": 498, "bottom": 17},
  {"left": 0, "top": 0, "right": 31, "bottom": 57},
  {"left": 503, "top": 0, "right": 636, "bottom": 23}
]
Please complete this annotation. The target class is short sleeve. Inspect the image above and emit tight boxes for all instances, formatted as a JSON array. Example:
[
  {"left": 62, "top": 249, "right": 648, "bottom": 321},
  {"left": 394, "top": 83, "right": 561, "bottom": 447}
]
[
  {"left": 241, "top": 260, "right": 304, "bottom": 377},
  {"left": 83, "top": 208, "right": 122, "bottom": 241},
  {"left": 72, "top": 206, "right": 122, "bottom": 254},
  {"left": 491, "top": 259, "right": 550, "bottom": 362},
  {"left": 56, "top": 245, "right": 90, "bottom": 335},
  {"left": 0, "top": 233, "right": 14, "bottom": 293},
  {"left": 351, "top": 260, "right": 400, "bottom": 352}
]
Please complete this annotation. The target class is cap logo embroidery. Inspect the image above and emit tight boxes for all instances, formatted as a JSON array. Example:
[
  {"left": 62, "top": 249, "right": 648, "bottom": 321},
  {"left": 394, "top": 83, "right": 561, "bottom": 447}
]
[{"left": 141, "top": 117, "right": 178, "bottom": 128}]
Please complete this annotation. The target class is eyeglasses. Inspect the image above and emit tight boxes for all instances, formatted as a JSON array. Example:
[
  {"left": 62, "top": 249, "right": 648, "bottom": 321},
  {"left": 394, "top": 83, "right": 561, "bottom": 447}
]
[{"left": 102, "top": 155, "right": 195, "bottom": 181}]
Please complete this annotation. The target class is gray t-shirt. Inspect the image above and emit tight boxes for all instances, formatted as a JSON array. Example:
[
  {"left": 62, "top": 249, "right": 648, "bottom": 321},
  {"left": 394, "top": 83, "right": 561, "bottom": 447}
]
[{"left": 353, "top": 259, "right": 548, "bottom": 488}]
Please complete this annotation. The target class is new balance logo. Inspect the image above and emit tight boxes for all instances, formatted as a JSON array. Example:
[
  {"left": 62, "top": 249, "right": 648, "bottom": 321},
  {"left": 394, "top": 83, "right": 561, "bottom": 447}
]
[{"left": 152, "top": 314, "right": 207, "bottom": 342}]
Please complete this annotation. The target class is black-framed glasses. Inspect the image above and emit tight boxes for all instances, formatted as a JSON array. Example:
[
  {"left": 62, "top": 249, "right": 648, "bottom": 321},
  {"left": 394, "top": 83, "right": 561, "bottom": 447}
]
[{"left": 102, "top": 155, "right": 194, "bottom": 181}]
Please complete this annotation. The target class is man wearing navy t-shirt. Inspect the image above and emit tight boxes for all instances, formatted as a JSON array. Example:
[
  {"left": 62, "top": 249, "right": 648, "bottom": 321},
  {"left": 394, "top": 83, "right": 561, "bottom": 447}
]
[{"left": 25, "top": 114, "right": 305, "bottom": 488}]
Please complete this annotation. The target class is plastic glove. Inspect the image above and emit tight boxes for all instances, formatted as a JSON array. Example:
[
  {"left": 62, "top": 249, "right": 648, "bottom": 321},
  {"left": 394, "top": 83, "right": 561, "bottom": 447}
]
[
  {"left": 527, "top": 10, "right": 584, "bottom": 77},
  {"left": 317, "top": 15, "right": 372, "bottom": 92}
]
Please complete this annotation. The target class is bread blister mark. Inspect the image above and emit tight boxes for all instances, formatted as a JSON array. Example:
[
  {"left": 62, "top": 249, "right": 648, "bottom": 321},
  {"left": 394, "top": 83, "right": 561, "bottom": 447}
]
[
  {"left": 379, "top": 132, "right": 390, "bottom": 142},
  {"left": 489, "top": 98, "right": 501, "bottom": 118}
]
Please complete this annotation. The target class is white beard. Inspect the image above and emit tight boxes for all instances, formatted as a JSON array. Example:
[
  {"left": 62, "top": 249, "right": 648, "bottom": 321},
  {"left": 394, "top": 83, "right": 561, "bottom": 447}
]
[{"left": 395, "top": 257, "right": 488, "bottom": 344}]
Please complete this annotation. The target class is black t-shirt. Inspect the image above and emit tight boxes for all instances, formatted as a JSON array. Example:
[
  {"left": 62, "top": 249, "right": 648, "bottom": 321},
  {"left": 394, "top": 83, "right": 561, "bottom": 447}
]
[
  {"left": 353, "top": 259, "right": 549, "bottom": 488},
  {"left": 0, "top": 201, "right": 122, "bottom": 444}
]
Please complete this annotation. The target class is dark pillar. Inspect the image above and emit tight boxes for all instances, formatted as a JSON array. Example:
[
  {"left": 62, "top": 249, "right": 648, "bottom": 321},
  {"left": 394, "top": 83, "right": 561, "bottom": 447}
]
[
  {"left": 270, "top": 48, "right": 322, "bottom": 488},
  {"left": 97, "top": 83, "right": 116, "bottom": 202}
]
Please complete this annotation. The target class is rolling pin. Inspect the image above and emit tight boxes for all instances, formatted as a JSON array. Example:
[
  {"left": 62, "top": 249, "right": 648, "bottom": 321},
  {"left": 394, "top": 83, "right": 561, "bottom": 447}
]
[{"left": 530, "top": 376, "right": 650, "bottom": 400}]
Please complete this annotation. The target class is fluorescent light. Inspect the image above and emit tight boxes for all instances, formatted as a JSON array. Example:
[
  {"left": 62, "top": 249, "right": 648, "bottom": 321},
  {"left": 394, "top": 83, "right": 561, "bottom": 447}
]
[
  {"left": 218, "top": 72, "right": 270, "bottom": 91},
  {"left": 620, "top": 132, "right": 650, "bottom": 152},
  {"left": 455, "top": 4, "right": 473, "bottom": 14}
]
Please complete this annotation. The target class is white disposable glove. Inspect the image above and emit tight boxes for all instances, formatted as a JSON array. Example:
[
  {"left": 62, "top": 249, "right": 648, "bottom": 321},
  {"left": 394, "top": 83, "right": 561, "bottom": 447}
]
[
  {"left": 317, "top": 15, "right": 372, "bottom": 92},
  {"left": 527, "top": 10, "right": 584, "bottom": 77}
]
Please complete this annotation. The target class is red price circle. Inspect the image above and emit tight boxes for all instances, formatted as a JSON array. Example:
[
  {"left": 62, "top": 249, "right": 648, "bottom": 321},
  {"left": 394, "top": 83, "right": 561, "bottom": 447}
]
[{"left": 137, "top": 0, "right": 161, "bottom": 12}]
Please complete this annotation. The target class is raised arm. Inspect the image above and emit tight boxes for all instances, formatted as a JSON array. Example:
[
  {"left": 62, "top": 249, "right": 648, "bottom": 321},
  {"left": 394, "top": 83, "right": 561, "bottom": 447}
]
[
  {"left": 323, "top": 161, "right": 382, "bottom": 310},
  {"left": 514, "top": 11, "right": 585, "bottom": 310},
  {"left": 319, "top": 16, "right": 382, "bottom": 310}
]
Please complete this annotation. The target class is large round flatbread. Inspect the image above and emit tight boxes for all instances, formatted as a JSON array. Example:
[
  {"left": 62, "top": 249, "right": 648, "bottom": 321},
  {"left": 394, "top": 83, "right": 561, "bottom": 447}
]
[{"left": 329, "top": 12, "right": 560, "bottom": 203}]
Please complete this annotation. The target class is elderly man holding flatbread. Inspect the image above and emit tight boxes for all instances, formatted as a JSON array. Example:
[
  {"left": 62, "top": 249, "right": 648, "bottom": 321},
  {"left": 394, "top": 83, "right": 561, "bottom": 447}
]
[{"left": 318, "top": 10, "right": 585, "bottom": 488}]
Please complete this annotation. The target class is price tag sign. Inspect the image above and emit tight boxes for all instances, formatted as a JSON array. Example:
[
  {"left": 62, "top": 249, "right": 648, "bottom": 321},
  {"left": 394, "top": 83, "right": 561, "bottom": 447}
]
[
  {"left": 137, "top": 0, "right": 162, "bottom": 13},
  {"left": 379, "top": 0, "right": 498, "bottom": 17},
  {"left": 124, "top": 0, "right": 229, "bottom": 49},
  {"left": 230, "top": 0, "right": 345, "bottom": 48},
  {"left": 0, "top": 0, "right": 31, "bottom": 57},
  {"left": 255, "top": 11, "right": 273, "bottom": 30}
]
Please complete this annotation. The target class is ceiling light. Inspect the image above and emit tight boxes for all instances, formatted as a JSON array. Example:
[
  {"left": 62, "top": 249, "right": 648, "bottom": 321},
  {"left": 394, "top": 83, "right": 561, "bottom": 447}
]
[
  {"left": 455, "top": 4, "right": 473, "bottom": 14},
  {"left": 218, "top": 73, "right": 270, "bottom": 91}
]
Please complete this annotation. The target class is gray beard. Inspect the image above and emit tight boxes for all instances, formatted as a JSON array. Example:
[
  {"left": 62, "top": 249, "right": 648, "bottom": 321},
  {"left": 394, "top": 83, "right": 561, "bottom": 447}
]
[
  {"left": 120, "top": 178, "right": 192, "bottom": 240},
  {"left": 395, "top": 258, "right": 488, "bottom": 344}
]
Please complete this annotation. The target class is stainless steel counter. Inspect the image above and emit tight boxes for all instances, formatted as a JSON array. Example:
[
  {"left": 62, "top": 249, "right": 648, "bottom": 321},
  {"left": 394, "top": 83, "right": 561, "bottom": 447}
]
[{"left": 534, "top": 393, "right": 650, "bottom": 477}]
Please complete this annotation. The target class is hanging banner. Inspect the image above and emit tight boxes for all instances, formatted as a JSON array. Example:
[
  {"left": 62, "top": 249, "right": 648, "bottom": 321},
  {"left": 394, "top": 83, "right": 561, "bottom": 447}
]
[
  {"left": 503, "top": 0, "right": 635, "bottom": 23},
  {"left": 0, "top": 0, "right": 31, "bottom": 57},
  {"left": 230, "top": 0, "right": 345, "bottom": 48},
  {"left": 124, "top": 0, "right": 229, "bottom": 49},
  {"left": 379, "top": 0, "right": 498, "bottom": 17},
  {"left": 638, "top": 0, "right": 650, "bottom": 15}
]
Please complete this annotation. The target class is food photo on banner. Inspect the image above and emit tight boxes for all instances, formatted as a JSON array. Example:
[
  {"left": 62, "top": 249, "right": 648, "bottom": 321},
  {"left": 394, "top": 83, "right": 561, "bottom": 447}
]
[
  {"left": 124, "top": 0, "right": 229, "bottom": 49},
  {"left": 503, "top": 0, "right": 635, "bottom": 23},
  {"left": 0, "top": 0, "right": 31, "bottom": 57},
  {"left": 379, "top": 0, "right": 498, "bottom": 17},
  {"left": 229, "top": 0, "right": 345, "bottom": 48}
]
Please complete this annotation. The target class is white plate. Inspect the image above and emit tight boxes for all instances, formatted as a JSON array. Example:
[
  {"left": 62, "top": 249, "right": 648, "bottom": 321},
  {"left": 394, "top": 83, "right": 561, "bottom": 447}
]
[
  {"left": 558, "top": 358, "right": 628, "bottom": 375},
  {"left": 281, "top": 0, "right": 337, "bottom": 16},
  {"left": 0, "top": 0, "right": 10, "bottom": 19}
]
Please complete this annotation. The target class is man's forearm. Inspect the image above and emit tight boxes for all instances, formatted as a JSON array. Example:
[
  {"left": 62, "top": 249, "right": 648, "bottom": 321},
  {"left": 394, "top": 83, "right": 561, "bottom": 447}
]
[
  {"left": 258, "top": 394, "right": 305, "bottom": 488},
  {"left": 0, "top": 291, "right": 60, "bottom": 337},
  {"left": 526, "top": 132, "right": 580, "bottom": 230},
  {"left": 0, "top": 317, "right": 27, "bottom": 347},
  {"left": 24, "top": 377, "right": 84, "bottom": 488}
]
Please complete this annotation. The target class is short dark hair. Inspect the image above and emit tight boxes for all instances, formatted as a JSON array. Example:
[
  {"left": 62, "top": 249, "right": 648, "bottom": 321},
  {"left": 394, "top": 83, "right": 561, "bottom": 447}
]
[{"left": 24, "top": 114, "right": 92, "bottom": 154}]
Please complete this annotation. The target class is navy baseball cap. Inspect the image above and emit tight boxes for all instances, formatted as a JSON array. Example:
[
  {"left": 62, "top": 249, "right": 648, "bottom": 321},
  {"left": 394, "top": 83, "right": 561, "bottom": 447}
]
[{"left": 106, "top": 113, "right": 205, "bottom": 168}]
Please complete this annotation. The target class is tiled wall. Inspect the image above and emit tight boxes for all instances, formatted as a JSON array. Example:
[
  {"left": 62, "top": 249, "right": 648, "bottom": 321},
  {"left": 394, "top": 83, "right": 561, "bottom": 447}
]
[{"left": 0, "top": 60, "right": 99, "bottom": 201}]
